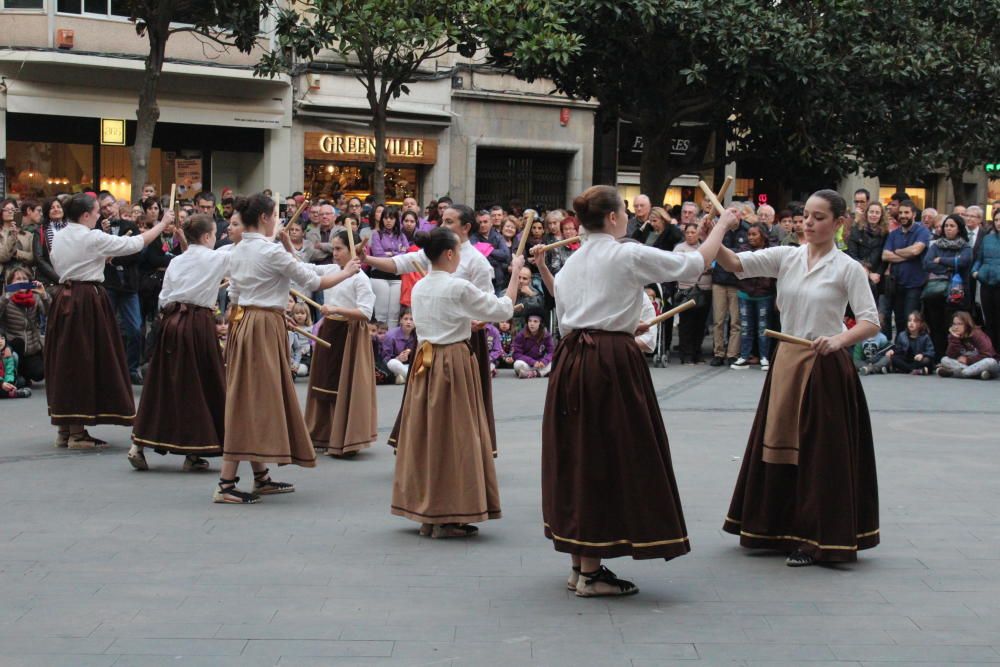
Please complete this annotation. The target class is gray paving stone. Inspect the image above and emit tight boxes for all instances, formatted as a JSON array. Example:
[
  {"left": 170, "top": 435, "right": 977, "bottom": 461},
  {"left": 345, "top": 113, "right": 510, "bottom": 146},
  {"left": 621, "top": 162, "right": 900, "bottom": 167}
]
[{"left": 1, "top": 369, "right": 998, "bottom": 664}]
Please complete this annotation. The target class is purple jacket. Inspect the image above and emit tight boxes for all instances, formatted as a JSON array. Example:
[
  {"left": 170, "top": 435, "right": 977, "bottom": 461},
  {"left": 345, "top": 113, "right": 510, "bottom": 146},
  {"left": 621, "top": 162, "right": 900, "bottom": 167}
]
[
  {"left": 483, "top": 323, "right": 503, "bottom": 362},
  {"left": 512, "top": 329, "right": 554, "bottom": 366},
  {"left": 368, "top": 230, "right": 410, "bottom": 258},
  {"left": 417, "top": 218, "right": 438, "bottom": 233},
  {"left": 381, "top": 326, "right": 417, "bottom": 360}
]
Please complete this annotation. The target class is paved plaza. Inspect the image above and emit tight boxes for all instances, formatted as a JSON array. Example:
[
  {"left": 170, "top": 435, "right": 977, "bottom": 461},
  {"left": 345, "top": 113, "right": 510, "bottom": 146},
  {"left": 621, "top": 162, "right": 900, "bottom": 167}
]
[{"left": 1, "top": 365, "right": 998, "bottom": 666}]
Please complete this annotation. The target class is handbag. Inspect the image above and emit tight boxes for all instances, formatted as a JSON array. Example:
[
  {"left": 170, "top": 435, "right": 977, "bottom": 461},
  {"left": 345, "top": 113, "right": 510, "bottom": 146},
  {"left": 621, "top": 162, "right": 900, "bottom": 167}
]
[
  {"left": 676, "top": 285, "right": 707, "bottom": 309},
  {"left": 921, "top": 278, "right": 948, "bottom": 301},
  {"left": 947, "top": 269, "right": 966, "bottom": 305}
]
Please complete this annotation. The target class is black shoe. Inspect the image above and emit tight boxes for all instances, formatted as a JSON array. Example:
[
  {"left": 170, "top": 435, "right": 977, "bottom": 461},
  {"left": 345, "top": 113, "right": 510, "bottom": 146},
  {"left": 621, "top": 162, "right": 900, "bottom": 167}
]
[
  {"left": 710, "top": 356, "right": 724, "bottom": 367},
  {"left": 14, "top": 388, "right": 31, "bottom": 398},
  {"left": 130, "top": 372, "right": 144, "bottom": 386},
  {"left": 726, "top": 357, "right": 739, "bottom": 365}
]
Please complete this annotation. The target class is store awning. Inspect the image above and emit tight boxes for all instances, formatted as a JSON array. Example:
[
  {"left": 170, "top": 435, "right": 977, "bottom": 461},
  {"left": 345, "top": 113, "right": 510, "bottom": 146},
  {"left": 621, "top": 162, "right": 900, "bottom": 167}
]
[
  {"left": 297, "top": 94, "right": 454, "bottom": 128},
  {"left": 0, "top": 51, "right": 289, "bottom": 129}
]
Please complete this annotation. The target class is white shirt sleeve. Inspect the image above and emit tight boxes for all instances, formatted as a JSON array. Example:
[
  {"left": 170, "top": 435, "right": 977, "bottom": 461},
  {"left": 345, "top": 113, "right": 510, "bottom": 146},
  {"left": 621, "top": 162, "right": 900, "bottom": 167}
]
[
  {"left": 629, "top": 244, "right": 706, "bottom": 286},
  {"left": 392, "top": 249, "right": 429, "bottom": 274},
  {"left": 735, "top": 246, "right": 793, "bottom": 279},
  {"left": 845, "top": 258, "right": 880, "bottom": 328},
  {"left": 458, "top": 280, "right": 515, "bottom": 323},
  {"left": 271, "top": 245, "right": 321, "bottom": 292},
  {"left": 89, "top": 229, "right": 144, "bottom": 257},
  {"left": 355, "top": 275, "right": 376, "bottom": 319},
  {"left": 635, "top": 292, "right": 657, "bottom": 352}
]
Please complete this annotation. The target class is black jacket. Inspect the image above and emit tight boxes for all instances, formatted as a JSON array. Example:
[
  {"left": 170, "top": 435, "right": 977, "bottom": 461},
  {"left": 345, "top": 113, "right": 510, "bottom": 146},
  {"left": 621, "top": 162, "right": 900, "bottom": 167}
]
[
  {"left": 846, "top": 225, "right": 885, "bottom": 275},
  {"left": 711, "top": 221, "right": 750, "bottom": 287},
  {"left": 33, "top": 223, "right": 59, "bottom": 284},
  {"left": 102, "top": 219, "right": 142, "bottom": 293},
  {"left": 631, "top": 223, "right": 683, "bottom": 252}
]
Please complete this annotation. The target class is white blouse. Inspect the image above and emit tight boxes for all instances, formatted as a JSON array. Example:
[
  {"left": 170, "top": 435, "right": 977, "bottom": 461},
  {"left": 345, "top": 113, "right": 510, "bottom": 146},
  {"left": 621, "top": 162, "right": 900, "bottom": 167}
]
[
  {"left": 318, "top": 264, "right": 376, "bottom": 319},
  {"left": 392, "top": 241, "right": 495, "bottom": 294},
  {"left": 51, "top": 222, "right": 144, "bottom": 283},
  {"left": 158, "top": 244, "right": 231, "bottom": 310},
  {"left": 227, "top": 233, "right": 321, "bottom": 309},
  {"left": 555, "top": 233, "right": 705, "bottom": 335},
  {"left": 411, "top": 271, "right": 514, "bottom": 345},
  {"left": 635, "top": 292, "right": 658, "bottom": 352},
  {"left": 735, "top": 244, "right": 879, "bottom": 339}
]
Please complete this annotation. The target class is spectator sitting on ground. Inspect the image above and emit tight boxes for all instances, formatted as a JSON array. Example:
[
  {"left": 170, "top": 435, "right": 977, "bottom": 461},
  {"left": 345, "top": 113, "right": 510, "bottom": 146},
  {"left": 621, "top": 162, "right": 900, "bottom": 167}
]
[
  {"left": 854, "top": 328, "right": 891, "bottom": 375},
  {"left": 513, "top": 267, "right": 546, "bottom": 331},
  {"left": 496, "top": 319, "right": 515, "bottom": 369},
  {"left": 484, "top": 321, "right": 503, "bottom": 376},
  {"left": 288, "top": 302, "right": 313, "bottom": 379},
  {"left": 369, "top": 320, "right": 394, "bottom": 385},
  {"left": 0, "top": 328, "right": 31, "bottom": 398},
  {"left": 383, "top": 309, "right": 417, "bottom": 385},
  {"left": 887, "top": 311, "right": 935, "bottom": 375},
  {"left": 0, "top": 266, "right": 48, "bottom": 386},
  {"left": 937, "top": 311, "right": 999, "bottom": 379},
  {"left": 512, "top": 311, "right": 554, "bottom": 379}
]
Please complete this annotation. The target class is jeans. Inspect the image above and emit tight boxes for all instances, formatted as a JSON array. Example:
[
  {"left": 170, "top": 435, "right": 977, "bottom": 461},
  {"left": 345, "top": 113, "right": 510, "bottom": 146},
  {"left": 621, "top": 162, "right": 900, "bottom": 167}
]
[
  {"left": 712, "top": 284, "right": 741, "bottom": 358},
  {"left": 738, "top": 296, "right": 772, "bottom": 361},
  {"left": 940, "top": 356, "right": 1000, "bottom": 379},
  {"left": 106, "top": 289, "right": 141, "bottom": 374},
  {"left": 886, "top": 286, "right": 922, "bottom": 339}
]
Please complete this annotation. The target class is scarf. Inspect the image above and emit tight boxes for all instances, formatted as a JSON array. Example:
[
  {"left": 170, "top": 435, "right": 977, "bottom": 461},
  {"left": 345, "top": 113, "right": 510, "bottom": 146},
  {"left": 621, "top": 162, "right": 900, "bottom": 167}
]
[
  {"left": 10, "top": 291, "right": 35, "bottom": 308},
  {"left": 935, "top": 237, "right": 967, "bottom": 251}
]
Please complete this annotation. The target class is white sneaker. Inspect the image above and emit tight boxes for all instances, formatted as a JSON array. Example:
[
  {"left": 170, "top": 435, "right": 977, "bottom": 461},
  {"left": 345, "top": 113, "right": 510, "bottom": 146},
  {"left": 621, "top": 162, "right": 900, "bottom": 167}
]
[
  {"left": 760, "top": 358, "right": 769, "bottom": 371},
  {"left": 730, "top": 357, "right": 750, "bottom": 370}
]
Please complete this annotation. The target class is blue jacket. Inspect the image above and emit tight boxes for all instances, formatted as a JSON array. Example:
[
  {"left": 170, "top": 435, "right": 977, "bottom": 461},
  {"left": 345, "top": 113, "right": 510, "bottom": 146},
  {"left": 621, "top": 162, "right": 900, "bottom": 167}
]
[
  {"left": 893, "top": 331, "right": 935, "bottom": 361},
  {"left": 972, "top": 231, "right": 1000, "bottom": 287},
  {"left": 922, "top": 241, "right": 972, "bottom": 282}
]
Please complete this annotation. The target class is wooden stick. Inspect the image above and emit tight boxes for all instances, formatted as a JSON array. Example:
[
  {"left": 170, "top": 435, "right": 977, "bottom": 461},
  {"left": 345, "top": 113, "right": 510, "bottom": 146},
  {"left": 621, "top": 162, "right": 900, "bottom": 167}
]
[
  {"left": 698, "top": 180, "right": 727, "bottom": 217},
  {"left": 287, "top": 200, "right": 308, "bottom": 228},
  {"left": 538, "top": 236, "right": 581, "bottom": 253},
  {"left": 293, "top": 323, "right": 331, "bottom": 349},
  {"left": 290, "top": 288, "right": 321, "bottom": 310},
  {"left": 168, "top": 183, "right": 177, "bottom": 211},
  {"left": 515, "top": 227, "right": 531, "bottom": 258},
  {"left": 764, "top": 329, "right": 813, "bottom": 346},
  {"left": 717, "top": 174, "right": 734, "bottom": 201},
  {"left": 645, "top": 299, "right": 696, "bottom": 327},
  {"left": 347, "top": 224, "right": 357, "bottom": 259},
  {"left": 410, "top": 258, "right": 427, "bottom": 276}
]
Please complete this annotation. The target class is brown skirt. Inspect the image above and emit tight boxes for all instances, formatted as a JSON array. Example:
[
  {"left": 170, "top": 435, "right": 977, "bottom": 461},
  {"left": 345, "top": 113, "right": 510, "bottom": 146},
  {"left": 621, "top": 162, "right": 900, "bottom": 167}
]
[
  {"left": 305, "top": 318, "right": 378, "bottom": 455},
  {"left": 132, "top": 304, "right": 225, "bottom": 455},
  {"left": 388, "top": 328, "right": 497, "bottom": 455},
  {"left": 44, "top": 282, "right": 135, "bottom": 426},
  {"left": 391, "top": 341, "right": 501, "bottom": 525},
  {"left": 223, "top": 307, "right": 316, "bottom": 467},
  {"left": 723, "top": 344, "right": 879, "bottom": 562},
  {"left": 541, "top": 330, "right": 690, "bottom": 560}
]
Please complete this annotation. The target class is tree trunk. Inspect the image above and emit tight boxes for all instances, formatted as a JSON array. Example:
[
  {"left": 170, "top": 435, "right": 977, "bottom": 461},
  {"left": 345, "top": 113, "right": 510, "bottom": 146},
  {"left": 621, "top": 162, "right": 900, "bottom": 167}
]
[
  {"left": 131, "top": 28, "right": 167, "bottom": 204},
  {"left": 949, "top": 166, "right": 966, "bottom": 207},
  {"left": 638, "top": 129, "right": 683, "bottom": 207},
  {"left": 372, "top": 105, "right": 388, "bottom": 204}
]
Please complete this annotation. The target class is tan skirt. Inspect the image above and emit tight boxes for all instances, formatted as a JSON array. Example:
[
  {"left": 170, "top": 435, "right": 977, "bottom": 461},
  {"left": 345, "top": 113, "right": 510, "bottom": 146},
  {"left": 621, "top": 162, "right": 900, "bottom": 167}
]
[
  {"left": 223, "top": 307, "right": 316, "bottom": 467},
  {"left": 762, "top": 342, "right": 817, "bottom": 465},
  {"left": 305, "top": 318, "right": 378, "bottom": 455},
  {"left": 391, "top": 341, "right": 501, "bottom": 525}
]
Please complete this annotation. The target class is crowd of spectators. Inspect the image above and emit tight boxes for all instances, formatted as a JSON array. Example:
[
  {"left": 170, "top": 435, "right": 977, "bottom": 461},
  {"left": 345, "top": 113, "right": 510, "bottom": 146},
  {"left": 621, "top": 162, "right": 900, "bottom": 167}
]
[{"left": 2, "top": 182, "right": 998, "bottom": 394}]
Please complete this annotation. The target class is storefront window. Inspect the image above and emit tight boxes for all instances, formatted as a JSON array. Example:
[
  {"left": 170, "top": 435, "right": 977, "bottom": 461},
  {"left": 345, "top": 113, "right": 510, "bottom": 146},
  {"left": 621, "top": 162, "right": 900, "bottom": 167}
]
[
  {"left": 878, "top": 186, "right": 926, "bottom": 210},
  {"left": 617, "top": 186, "right": 685, "bottom": 210},
  {"left": 304, "top": 161, "right": 418, "bottom": 204},
  {"left": 5, "top": 141, "right": 93, "bottom": 198}
]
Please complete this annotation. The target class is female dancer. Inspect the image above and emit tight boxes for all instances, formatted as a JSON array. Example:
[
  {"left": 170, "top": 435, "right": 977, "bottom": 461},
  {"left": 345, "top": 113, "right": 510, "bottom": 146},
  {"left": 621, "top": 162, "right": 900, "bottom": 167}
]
[
  {"left": 391, "top": 228, "right": 522, "bottom": 538},
  {"left": 129, "top": 214, "right": 230, "bottom": 471},
  {"left": 716, "top": 190, "right": 880, "bottom": 566},
  {"left": 363, "top": 204, "right": 499, "bottom": 453},
  {"left": 217, "top": 194, "right": 359, "bottom": 503},
  {"left": 305, "top": 229, "right": 378, "bottom": 457},
  {"left": 44, "top": 193, "right": 167, "bottom": 449},
  {"left": 541, "top": 185, "right": 735, "bottom": 597}
]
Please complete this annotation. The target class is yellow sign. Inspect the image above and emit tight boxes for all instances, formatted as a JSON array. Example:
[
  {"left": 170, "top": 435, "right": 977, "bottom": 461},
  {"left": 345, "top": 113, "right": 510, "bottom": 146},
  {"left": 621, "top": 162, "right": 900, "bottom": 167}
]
[
  {"left": 101, "top": 119, "right": 126, "bottom": 146},
  {"left": 304, "top": 132, "right": 437, "bottom": 165}
]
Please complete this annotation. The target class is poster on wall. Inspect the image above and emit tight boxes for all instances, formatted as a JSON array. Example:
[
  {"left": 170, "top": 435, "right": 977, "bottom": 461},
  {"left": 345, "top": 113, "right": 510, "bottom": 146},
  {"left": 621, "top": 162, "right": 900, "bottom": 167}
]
[{"left": 174, "top": 158, "right": 203, "bottom": 197}]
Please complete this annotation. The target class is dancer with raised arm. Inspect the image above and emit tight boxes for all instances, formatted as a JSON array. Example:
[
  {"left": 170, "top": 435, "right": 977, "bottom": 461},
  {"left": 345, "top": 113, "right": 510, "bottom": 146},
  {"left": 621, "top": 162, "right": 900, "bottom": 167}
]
[
  {"left": 129, "top": 214, "right": 232, "bottom": 471},
  {"left": 541, "top": 185, "right": 736, "bottom": 597},
  {"left": 391, "top": 228, "right": 522, "bottom": 538},
  {"left": 45, "top": 193, "right": 168, "bottom": 450},
  {"left": 304, "top": 229, "right": 378, "bottom": 458},
  {"left": 216, "top": 194, "right": 360, "bottom": 504},
  {"left": 716, "top": 190, "right": 880, "bottom": 566}
]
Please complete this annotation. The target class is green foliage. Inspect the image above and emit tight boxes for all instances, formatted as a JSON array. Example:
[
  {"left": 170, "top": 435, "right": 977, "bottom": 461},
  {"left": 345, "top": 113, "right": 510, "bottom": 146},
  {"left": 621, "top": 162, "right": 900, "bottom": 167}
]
[{"left": 129, "top": 0, "right": 268, "bottom": 52}]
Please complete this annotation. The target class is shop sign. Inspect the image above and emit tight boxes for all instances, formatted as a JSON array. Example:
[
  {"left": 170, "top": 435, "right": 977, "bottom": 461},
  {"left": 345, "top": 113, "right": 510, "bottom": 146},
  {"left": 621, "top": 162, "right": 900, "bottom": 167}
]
[
  {"left": 101, "top": 119, "right": 126, "bottom": 146},
  {"left": 617, "top": 121, "right": 711, "bottom": 171},
  {"left": 305, "top": 132, "right": 437, "bottom": 165}
]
